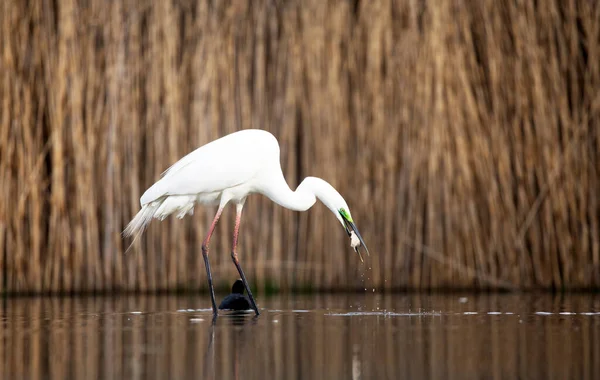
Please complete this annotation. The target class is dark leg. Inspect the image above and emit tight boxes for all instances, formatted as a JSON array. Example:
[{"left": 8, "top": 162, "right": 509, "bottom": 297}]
[
  {"left": 202, "top": 252, "right": 218, "bottom": 314},
  {"left": 231, "top": 204, "right": 260, "bottom": 315},
  {"left": 202, "top": 207, "right": 224, "bottom": 316}
]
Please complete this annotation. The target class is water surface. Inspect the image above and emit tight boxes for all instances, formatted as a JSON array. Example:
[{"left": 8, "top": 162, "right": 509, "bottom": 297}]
[{"left": 1, "top": 293, "right": 599, "bottom": 379}]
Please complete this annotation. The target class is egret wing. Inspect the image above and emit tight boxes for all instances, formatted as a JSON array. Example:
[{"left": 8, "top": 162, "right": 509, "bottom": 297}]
[{"left": 140, "top": 130, "right": 277, "bottom": 205}]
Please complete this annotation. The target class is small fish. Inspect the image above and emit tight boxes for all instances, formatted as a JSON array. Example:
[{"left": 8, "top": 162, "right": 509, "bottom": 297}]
[{"left": 350, "top": 231, "right": 363, "bottom": 262}]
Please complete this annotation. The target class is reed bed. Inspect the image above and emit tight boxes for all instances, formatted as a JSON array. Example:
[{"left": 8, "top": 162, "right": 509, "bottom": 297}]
[{"left": 1, "top": 0, "right": 599, "bottom": 293}]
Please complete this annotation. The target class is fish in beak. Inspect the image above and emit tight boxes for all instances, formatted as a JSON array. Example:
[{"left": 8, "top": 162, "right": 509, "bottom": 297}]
[{"left": 340, "top": 211, "right": 370, "bottom": 262}]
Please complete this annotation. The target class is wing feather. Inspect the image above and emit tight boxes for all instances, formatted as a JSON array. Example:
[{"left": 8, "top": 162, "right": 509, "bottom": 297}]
[{"left": 140, "top": 129, "right": 278, "bottom": 205}]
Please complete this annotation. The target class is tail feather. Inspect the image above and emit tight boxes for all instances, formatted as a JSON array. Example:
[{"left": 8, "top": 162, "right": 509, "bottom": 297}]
[
  {"left": 153, "top": 195, "right": 196, "bottom": 220},
  {"left": 122, "top": 200, "right": 163, "bottom": 252},
  {"left": 123, "top": 195, "right": 196, "bottom": 253}
]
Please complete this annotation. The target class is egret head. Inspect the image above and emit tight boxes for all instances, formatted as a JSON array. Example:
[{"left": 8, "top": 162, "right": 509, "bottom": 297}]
[
  {"left": 297, "top": 177, "right": 370, "bottom": 261},
  {"left": 337, "top": 207, "right": 369, "bottom": 262}
]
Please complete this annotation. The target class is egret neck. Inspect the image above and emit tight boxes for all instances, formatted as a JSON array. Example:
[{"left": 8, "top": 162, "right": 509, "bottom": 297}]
[{"left": 261, "top": 176, "right": 349, "bottom": 225}]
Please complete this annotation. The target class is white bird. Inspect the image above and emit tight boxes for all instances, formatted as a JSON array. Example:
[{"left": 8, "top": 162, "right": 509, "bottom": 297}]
[{"left": 123, "top": 129, "right": 369, "bottom": 316}]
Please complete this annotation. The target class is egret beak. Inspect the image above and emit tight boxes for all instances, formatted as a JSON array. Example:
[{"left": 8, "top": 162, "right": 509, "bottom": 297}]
[{"left": 343, "top": 218, "right": 370, "bottom": 262}]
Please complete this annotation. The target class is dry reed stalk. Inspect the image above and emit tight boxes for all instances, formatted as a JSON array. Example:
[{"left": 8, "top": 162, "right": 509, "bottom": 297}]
[{"left": 1, "top": 0, "right": 599, "bottom": 292}]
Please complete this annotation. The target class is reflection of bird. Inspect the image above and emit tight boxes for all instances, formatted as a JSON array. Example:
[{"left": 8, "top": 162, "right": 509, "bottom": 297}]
[
  {"left": 124, "top": 129, "right": 369, "bottom": 316},
  {"left": 219, "top": 279, "right": 252, "bottom": 311}
]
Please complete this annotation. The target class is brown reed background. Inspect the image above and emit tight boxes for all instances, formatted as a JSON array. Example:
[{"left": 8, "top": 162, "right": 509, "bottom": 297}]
[{"left": 1, "top": 0, "right": 599, "bottom": 293}]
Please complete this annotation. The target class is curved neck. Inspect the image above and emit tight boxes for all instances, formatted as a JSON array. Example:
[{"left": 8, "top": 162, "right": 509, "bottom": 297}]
[
  {"left": 260, "top": 175, "right": 347, "bottom": 227},
  {"left": 261, "top": 176, "right": 319, "bottom": 212}
]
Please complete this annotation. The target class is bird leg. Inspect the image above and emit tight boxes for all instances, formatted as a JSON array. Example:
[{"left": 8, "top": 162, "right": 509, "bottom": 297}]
[
  {"left": 231, "top": 205, "right": 260, "bottom": 315},
  {"left": 202, "top": 207, "right": 224, "bottom": 316}
]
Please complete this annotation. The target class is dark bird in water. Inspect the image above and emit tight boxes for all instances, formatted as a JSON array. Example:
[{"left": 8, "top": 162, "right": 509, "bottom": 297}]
[{"left": 219, "top": 279, "right": 252, "bottom": 311}]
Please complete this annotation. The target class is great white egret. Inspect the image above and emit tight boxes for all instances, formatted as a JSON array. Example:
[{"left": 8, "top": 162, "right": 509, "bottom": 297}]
[{"left": 124, "top": 129, "right": 369, "bottom": 316}]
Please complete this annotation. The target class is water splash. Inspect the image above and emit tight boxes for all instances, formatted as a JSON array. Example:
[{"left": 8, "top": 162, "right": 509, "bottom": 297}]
[{"left": 327, "top": 311, "right": 442, "bottom": 317}]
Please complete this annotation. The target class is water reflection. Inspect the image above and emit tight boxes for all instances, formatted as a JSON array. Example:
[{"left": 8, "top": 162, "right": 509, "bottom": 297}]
[{"left": 1, "top": 293, "right": 599, "bottom": 379}]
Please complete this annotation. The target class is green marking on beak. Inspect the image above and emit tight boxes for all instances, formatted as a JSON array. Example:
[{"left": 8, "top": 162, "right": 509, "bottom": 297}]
[
  {"left": 339, "top": 208, "right": 353, "bottom": 224},
  {"left": 339, "top": 209, "right": 369, "bottom": 261}
]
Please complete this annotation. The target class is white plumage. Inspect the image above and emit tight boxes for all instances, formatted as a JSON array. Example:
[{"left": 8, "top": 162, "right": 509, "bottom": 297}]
[
  {"left": 123, "top": 129, "right": 368, "bottom": 316},
  {"left": 124, "top": 130, "right": 272, "bottom": 238}
]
